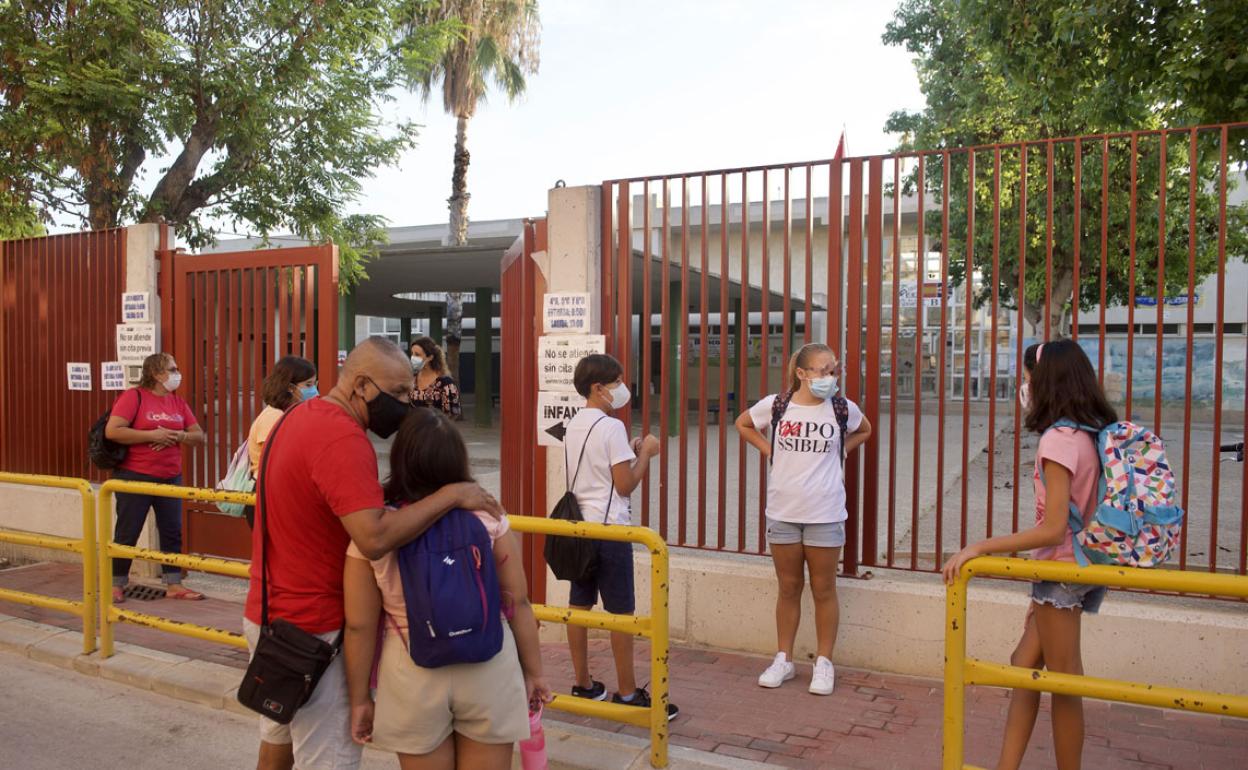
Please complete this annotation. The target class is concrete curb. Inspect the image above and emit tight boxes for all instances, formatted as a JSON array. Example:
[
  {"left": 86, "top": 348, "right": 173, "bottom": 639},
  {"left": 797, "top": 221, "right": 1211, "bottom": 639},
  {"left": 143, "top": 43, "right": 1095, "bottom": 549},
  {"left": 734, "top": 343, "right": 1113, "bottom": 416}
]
[{"left": 0, "top": 614, "right": 773, "bottom": 770}]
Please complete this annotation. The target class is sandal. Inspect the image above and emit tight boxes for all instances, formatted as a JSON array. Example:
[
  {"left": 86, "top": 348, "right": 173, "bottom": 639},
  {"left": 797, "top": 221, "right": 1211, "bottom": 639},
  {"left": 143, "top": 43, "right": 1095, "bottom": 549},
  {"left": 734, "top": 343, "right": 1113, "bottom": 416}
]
[
  {"left": 111, "top": 586, "right": 126, "bottom": 604},
  {"left": 166, "top": 588, "right": 205, "bottom": 601}
]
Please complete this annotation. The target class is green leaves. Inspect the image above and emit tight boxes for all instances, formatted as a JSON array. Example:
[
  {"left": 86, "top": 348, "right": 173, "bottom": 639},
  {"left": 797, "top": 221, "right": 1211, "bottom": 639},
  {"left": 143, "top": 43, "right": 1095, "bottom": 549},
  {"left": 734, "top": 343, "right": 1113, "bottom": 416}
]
[
  {"left": 0, "top": 0, "right": 457, "bottom": 290},
  {"left": 883, "top": 0, "right": 1248, "bottom": 336}
]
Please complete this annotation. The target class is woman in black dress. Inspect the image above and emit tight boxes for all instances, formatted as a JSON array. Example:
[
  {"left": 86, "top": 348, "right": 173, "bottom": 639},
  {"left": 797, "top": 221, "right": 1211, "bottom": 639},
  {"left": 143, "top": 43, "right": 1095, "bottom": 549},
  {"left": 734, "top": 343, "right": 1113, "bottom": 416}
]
[{"left": 408, "top": 336, "right": 462, "bottom": 420}]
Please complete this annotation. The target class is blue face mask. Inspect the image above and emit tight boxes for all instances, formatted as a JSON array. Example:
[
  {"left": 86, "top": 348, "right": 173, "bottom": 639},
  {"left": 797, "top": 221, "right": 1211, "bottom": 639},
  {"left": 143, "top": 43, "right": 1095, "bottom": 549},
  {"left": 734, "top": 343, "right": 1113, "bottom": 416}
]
[
  {"left": 298, "top": 385, "right": 319, "bottom": 402},
  {"left": 809, "top": 376, "right": 838, "bottom": 400}
]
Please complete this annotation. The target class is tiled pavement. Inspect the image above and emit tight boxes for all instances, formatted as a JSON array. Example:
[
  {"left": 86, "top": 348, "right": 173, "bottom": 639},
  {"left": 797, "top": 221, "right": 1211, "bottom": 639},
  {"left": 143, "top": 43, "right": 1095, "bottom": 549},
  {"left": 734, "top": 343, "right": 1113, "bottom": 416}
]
[{"left": 3, "top": 562, "right": 1245, "bottom": 769}]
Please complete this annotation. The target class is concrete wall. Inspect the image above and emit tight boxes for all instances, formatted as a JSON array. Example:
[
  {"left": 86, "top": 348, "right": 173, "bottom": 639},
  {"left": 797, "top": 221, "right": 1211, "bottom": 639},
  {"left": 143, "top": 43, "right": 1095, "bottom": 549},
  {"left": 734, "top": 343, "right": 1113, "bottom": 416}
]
[{"left": 541, "top": 548, "right": 1248, "bottom": 695}]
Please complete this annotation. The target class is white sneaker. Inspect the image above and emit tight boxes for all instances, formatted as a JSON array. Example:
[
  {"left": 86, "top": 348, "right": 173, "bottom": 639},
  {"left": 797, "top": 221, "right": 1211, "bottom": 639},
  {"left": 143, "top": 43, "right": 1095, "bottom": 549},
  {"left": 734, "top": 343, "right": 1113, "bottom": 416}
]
[
  {"left": 809, "top": 656, "right": 835, "bottom": 695},
  {"left": 758, "top": 652, "right": 796, "bottom": 688}
]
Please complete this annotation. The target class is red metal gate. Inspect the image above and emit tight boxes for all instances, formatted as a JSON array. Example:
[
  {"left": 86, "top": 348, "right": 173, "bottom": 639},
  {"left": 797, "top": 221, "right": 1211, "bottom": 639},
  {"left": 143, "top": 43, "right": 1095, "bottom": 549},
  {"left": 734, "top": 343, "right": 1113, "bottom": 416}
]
[
  {"left": 500, "top": 219, "right": 548, "bottom": 602},
  {"left": 601, "top": 123, "right": 1248, "bottom": 582},
  {"left": 0, "top": 228, "right": 127, "bottom": 480},
  {"left": 166, "top": 244, "right": 340, "bottom": 558}
]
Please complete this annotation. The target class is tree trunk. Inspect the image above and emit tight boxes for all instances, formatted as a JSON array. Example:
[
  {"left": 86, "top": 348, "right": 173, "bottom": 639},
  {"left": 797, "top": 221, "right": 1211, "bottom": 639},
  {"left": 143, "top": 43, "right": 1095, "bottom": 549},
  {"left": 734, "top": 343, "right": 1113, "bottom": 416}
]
[
  {"left": 1022, "top": 267, "right": 1075, "bottom": 340},
  {"left": 445, "top": 115, "right": 471, "bottom": 380}
]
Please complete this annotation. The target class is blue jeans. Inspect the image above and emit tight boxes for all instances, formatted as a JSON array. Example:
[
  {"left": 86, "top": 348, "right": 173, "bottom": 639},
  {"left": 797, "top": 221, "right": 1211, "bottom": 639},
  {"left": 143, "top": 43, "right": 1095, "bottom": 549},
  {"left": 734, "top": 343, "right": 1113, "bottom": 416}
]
[{"left": 111, "top": 469, "right": 184, "bottom": 586}]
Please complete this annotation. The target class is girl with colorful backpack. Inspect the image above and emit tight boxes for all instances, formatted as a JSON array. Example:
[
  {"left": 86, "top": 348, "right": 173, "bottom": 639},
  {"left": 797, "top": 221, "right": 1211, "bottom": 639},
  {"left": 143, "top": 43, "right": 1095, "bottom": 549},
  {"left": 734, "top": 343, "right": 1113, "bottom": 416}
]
[
  {"left": 343, "top": 408, "right": 551, "bottom": 769},
  {"left": 942, "top": 339, "right": 1122, "bottom": 769},
  {"left": 735, "top": 343, "right": 872, "bottom": 695}
]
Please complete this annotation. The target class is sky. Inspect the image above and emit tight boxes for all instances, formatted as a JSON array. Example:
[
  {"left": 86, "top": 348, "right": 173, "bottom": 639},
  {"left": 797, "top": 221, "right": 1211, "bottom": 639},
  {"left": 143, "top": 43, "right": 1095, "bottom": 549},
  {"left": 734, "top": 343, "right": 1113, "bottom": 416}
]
[{"left": 346, "top": 0, "right": 927, "bottom": 229}]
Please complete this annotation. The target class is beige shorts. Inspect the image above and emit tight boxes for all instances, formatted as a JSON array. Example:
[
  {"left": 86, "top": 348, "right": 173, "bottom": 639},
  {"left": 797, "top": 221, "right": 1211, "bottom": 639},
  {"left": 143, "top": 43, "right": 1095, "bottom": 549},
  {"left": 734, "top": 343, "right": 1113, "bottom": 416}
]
[
  {"left": 371, "top": 622, "right": 531, "bottom": 756},
  {"left": 242, "top": 619, "right": 361, "bottom": 770}
]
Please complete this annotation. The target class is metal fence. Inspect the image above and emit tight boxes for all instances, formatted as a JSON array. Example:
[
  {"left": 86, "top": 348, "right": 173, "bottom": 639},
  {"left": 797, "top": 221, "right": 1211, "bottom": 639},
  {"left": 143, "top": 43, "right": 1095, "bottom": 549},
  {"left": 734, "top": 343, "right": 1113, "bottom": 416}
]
[
  {"left": 0, "top": 228, "right": 127, "bottom": 481},
  {"left": 600, "top": 123, "right": 1248, "bottom": 579}
]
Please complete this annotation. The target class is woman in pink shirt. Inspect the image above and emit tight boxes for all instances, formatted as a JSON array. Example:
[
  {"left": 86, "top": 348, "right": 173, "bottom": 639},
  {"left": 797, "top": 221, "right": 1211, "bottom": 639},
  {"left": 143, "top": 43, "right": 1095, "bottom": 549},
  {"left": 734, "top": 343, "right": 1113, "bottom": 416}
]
[
  {"left": 343, "top": 408, "right": 550, "bottom": 769},
  {"left": 942, "top": 340, "right": 1117, "bottom": 770},
  {"left": 104, "top": 352, "right": 206, "bottom": 602}
]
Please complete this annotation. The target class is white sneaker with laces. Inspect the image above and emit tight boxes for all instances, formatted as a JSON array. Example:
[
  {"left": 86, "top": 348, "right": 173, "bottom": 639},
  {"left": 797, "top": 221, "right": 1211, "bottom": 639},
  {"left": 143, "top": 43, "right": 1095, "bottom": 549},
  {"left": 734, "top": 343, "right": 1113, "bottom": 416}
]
[
  {"left": 758, "top": 652, "right": 796, "bottom": 688},
  {"left": 809, "top": 656, "right": 835, "bottom": 695}
]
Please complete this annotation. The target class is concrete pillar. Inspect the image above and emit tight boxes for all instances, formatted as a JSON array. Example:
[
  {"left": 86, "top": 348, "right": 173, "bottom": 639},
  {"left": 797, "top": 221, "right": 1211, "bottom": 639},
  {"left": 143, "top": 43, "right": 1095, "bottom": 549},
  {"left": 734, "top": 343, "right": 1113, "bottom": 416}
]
[
  {"left": 543, "top": 185, "right": 603, "bottom": 515},
  {"left": 428, "top": 305, "right": 443, "bottom": 346},
  {"left": 400, "top": 317, "right": 412, "bottom": 349},
  {"left": 474, "top": 287, "right": 492, "bottom": 427},
  {"left": 338, "top": 289, "right": 357, "bottom": 351}
]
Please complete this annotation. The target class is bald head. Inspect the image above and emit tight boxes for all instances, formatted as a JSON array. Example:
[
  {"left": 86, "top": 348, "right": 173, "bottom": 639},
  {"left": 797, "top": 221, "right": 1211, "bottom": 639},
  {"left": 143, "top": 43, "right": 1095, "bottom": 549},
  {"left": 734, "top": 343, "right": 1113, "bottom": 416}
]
[
  {"left": 341, "top": 336, "right": 410, "bottom": 382},
  {"left": 331, "top": 336, "right": 414, "bottom": 419}
]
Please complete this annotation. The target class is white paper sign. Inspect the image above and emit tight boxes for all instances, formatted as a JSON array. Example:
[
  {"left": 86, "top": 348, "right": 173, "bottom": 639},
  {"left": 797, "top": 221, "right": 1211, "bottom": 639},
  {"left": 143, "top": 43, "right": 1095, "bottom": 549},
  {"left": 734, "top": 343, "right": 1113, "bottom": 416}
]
[
  {"left": 67, "top": 363, "right": 92, "bottom": 391},
  {"left": 122, "top": 292, "right": 151, "bottom": 323},
  {"left": 538, "top": 334, "right": 606, "bottom": 392},
  {"left": 101, "top": 361, "right": 126, "bottom": 390},
  {"left": 543, "top": 292, "right": 592, "bottom": 334},
  {"left": 115, "top": 323, "right": 157, "bottom": 365},
  {"left": 537, "top": 391, "right": 584, "bottom": 446}
]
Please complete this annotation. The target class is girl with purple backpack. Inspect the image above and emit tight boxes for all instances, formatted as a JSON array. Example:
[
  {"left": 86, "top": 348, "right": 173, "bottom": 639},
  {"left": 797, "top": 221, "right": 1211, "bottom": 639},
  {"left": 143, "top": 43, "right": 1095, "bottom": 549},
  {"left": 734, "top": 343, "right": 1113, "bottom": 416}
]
[
  {"left": 735, "top": 343, "right": 872, "bottom": 696},
  {"left": 942, "top": 339, "right": 1118, "bottom": 769},
  {"left": 343, "top": 408, "right": 551, "bottom": 769}
]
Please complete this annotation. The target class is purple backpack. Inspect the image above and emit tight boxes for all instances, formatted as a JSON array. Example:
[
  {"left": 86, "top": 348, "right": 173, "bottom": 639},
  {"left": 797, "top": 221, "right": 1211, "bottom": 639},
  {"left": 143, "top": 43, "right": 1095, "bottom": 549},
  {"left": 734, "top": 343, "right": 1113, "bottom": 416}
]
[{"left": 396, "top": 507, "right": 503, "bottom": 667}]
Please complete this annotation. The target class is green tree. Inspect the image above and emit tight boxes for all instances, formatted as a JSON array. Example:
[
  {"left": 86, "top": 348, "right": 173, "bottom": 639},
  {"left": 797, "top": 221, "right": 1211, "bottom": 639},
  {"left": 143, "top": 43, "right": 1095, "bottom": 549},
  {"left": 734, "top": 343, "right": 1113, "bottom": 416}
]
[
  {"left": 0, "top": 0, "right": 455, "bottom": 289},
  {"left": 407, "top": 0, "right": 539, "bottom": 375},
  {"left": 883, "top": 0, "right": 1248, "bottom": 337}
]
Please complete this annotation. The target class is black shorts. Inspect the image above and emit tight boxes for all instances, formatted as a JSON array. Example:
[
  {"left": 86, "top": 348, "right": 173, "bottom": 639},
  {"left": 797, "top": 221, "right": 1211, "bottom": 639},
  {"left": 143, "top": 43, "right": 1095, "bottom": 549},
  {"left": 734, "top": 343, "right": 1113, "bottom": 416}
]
[{"left": 569, "top": 540, "right": 636, "bottom": 615}]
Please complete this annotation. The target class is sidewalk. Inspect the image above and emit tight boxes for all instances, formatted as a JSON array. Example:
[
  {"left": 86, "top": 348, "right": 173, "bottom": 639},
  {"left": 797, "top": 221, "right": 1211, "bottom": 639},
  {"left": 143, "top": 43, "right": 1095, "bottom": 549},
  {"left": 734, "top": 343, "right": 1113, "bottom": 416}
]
[{"left": 2, "top": 562, "right": 1245, "bottom": 769}]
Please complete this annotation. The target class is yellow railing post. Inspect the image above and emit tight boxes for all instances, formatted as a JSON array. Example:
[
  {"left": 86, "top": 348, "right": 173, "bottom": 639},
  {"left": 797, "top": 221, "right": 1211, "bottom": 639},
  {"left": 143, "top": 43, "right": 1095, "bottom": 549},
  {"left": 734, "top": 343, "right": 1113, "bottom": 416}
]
[
  {"left": 942, "top": 556, "right": 1248, "bottom": 769},
  {"left": 97, "top": 480, "right": 255, "bottom": 658},
  {"left": 0, "top": 473, "right": 97, "bottom": 654},
  {"left": 647, "top": 533, "right": 670, "bottom": 769},
  {"left": 97, "top": 483, "right": 116, "bottom": 658},
  {"left": 942, "top": 566, "right": 968, "bottom": 770},
  {"left": 506, "top": 514, "right": 671, "bottom": 768}
]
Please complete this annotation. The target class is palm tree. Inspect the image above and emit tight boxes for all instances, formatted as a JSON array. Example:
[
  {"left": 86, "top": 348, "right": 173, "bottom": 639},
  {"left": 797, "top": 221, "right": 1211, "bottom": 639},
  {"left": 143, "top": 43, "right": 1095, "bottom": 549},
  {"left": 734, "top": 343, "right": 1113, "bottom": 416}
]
[{"left": 410, "top": 0, "right": 540, "bottom": 377}]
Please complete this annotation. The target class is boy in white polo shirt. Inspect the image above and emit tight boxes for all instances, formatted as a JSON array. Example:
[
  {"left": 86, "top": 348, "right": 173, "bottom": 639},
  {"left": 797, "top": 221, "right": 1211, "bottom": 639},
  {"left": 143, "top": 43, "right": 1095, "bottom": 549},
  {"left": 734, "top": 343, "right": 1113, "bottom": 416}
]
[{"left": 562, "top": 354, "right": 677, "bottom": 720}]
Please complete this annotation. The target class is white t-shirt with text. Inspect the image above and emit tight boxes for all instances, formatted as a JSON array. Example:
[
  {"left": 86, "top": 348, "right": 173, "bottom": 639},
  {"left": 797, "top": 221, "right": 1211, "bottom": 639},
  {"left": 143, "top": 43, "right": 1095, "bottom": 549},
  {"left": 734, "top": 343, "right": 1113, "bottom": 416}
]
[
  {"left": 563, "top": 407, "right": 636, "bottom": 526},
  {"left": 749, "top": 394, "right": 864, "bottom": 524}
]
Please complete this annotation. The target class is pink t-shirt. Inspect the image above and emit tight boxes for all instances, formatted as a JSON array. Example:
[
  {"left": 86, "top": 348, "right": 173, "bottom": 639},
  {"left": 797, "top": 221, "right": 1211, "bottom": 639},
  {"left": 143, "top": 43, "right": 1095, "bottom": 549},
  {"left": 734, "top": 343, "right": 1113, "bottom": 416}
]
[
  {"left": 1033, "top": 427, "right": 1100, "bottom": 562},
  {"left": 346, "top": 511, "right": 510, "bottom": 631}
]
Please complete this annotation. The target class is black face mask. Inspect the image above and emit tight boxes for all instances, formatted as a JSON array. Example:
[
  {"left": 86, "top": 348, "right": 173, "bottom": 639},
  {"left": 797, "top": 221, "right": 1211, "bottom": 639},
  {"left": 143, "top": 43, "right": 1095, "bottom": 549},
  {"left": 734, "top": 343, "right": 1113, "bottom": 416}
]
[{"left": 363, "top": 379, "right": 411, "bottom": 439}]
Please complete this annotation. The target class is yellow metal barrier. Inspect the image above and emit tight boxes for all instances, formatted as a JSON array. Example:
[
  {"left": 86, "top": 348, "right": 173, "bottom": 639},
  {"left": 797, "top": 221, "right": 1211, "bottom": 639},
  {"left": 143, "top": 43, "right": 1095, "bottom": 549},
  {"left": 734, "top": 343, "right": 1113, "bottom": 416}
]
[
  {"left": 0, "top": 473, "right": 98, "bottom": 654},
  {"left": 97, "top": 480, "right": 254, "bottom": 657},
  {"left": 944, "top": 556, "right": 1248, "bottom": 770},
  {"left": 91, "top": 483, "right": 671, "bottom": 766},
  {"left": 507, "top": 514, "right": 670, "bottom": 769}
]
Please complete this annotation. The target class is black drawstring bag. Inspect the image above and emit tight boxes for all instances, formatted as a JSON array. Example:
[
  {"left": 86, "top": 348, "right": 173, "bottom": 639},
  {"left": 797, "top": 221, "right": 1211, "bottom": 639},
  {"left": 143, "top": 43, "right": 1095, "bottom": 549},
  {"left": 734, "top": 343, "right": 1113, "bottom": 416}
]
[
  {"left": 544, "top": 416, "right": 613, "bottom": 583},
  {"left": 87, "top": 390, "right": 142, "bottom": 470},
  {"left": 237, "top": 402, "right": 342, "bottom": 724}
]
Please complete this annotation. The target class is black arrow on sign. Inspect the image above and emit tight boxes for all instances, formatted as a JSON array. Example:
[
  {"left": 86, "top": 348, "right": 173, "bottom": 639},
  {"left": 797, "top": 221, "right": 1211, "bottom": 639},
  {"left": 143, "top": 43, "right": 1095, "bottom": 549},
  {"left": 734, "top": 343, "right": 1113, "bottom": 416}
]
[{"left": 545, "top": 422, "right": 567, "bottom": 443}]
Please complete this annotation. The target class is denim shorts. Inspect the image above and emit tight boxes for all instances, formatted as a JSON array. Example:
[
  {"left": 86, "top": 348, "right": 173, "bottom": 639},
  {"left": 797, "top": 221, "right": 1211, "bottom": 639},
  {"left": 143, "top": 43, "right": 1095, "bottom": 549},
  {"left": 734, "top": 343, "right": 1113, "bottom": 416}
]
[
  {"left": 1031, "top": 580, "right": 1107, "bottom": 614},
  {"left": 766, "top": 518, "right": 846, "bottom": 548},
  {"left": 569, "top": 540, "right": 636, "bottom": 615}
]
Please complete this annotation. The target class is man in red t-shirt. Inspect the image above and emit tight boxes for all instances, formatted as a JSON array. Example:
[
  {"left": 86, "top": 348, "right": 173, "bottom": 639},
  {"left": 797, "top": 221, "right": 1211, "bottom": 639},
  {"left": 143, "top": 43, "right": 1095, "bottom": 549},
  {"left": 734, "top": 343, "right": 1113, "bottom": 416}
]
[{"left": 244, "top": 337, "right": 501, "bottom": 770}]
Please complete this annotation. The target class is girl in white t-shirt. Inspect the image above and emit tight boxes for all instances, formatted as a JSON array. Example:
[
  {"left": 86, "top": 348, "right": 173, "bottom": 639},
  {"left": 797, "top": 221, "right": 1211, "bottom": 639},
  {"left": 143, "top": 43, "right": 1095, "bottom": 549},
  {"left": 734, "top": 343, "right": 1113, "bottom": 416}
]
[{"left": 735, "top": 343, "right": 872, "bottom": 695}]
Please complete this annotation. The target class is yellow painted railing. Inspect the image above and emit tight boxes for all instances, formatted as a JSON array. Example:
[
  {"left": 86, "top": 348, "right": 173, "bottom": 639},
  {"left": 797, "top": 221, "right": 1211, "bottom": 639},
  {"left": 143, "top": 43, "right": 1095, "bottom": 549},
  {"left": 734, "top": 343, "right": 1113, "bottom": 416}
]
[
  {"left": 0, "top": 473, "right": 98, "bottom": 654},
  {"left": 943, "top": 556, "right": 1248, "bottom": 770},
  {"left": 96, "top": 480, "right": 254, "bottom": 657},
  {"left": 507, "top": 514, "right": 671, "bottom": 769},
  {"left": 4, "top": 478, "right": 672, "bottom": 767}
]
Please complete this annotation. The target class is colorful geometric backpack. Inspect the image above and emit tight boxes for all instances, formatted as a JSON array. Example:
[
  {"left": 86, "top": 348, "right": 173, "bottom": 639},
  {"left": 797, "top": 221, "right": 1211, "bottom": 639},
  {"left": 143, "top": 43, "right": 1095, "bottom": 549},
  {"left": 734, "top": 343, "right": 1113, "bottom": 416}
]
[{"left": 1047, "top": 419, "right": 1184, "bottom": 568}]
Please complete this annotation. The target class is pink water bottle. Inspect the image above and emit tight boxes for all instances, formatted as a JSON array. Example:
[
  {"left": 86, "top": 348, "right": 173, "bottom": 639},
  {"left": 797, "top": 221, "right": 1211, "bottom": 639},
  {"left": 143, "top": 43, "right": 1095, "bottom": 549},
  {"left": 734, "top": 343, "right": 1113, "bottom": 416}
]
[{"left": 519, "top": 703, "right": 548, "bottom": 770}]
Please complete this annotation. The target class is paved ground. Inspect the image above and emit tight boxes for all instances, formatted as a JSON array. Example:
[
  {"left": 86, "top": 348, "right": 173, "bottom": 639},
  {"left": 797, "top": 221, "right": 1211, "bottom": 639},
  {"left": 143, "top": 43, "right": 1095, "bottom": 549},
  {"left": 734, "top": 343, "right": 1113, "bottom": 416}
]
[
  {"left": 0, "top": 649, "right": 396, "bottom": 770},
  {"left": 2, "top": 563, "right": 1245, "bottom": 769}
]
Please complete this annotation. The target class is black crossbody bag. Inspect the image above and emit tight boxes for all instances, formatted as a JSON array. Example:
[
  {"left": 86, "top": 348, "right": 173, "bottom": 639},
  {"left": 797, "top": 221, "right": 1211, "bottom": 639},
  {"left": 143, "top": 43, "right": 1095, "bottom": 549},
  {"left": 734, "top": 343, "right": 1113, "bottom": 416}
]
[{"left": 237, "top": 402, "right": 343, "bottom": 724}]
